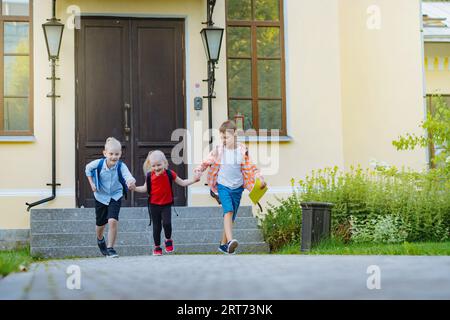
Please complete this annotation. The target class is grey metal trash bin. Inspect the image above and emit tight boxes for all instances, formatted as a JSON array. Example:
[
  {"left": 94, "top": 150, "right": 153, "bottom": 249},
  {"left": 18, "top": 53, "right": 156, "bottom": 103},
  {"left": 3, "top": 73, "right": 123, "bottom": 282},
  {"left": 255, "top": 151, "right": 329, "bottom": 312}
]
[{"left": 300, "top": 202, "right": 333, "bottom": 252}]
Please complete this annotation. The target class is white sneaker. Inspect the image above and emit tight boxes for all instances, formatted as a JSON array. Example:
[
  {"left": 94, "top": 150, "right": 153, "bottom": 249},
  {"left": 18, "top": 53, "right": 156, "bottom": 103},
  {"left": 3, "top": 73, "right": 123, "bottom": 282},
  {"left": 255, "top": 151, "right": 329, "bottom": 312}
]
[{"left": 227, "top": 239, "right": 239, "bottom": 254}]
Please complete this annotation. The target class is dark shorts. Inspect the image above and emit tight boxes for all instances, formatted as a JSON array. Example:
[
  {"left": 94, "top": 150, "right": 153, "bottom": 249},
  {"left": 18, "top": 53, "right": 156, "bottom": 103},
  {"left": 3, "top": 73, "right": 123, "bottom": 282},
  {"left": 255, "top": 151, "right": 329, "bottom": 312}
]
[{"left": 95, "top": 198, "right": 122, "bottom": 226}]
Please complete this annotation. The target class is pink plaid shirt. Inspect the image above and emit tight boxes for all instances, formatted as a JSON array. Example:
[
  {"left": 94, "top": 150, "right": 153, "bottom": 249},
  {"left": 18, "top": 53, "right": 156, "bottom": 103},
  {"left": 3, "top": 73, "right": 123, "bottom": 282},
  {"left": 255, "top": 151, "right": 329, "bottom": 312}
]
[{"left": 194, "top": 143, "right": 263, "bottom": 193}]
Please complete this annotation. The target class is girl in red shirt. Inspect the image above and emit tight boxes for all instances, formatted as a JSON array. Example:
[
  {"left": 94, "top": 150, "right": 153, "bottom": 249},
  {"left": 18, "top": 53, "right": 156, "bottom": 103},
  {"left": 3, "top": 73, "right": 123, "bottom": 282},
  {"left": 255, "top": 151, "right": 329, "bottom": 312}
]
[{"left": 135, "top": 150, "right": 200, "bottom": 255}]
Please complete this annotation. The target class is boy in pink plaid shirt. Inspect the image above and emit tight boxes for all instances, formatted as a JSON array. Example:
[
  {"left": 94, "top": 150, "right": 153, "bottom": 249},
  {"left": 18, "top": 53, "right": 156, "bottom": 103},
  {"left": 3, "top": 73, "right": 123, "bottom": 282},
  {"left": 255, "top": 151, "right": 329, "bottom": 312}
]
[{"left": 195, "top": 120, "right": 266, "bottom": 254}]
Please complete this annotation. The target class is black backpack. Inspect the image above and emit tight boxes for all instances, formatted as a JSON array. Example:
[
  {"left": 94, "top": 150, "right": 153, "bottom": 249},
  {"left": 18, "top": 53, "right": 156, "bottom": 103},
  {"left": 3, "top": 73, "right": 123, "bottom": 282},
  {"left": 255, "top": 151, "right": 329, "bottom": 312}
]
[{"left": 146, "top": 169, "right": 174, "bottom": 226}]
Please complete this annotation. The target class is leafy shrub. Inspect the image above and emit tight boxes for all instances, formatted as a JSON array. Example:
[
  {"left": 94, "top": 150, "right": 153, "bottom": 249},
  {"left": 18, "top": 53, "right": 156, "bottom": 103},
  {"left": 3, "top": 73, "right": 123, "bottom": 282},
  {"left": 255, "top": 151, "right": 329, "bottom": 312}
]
[
  {"left": 260, "top": 193, "right": 302, "bottom": 252},
  {"left": 298, "top": 165, "right": 450, "bottom": 242},
  {"left": 350, "top": 215, "right": 409, "bottom": 244},
  {"left": 260, "top": 165, "right": 450, "bottom": 250}
]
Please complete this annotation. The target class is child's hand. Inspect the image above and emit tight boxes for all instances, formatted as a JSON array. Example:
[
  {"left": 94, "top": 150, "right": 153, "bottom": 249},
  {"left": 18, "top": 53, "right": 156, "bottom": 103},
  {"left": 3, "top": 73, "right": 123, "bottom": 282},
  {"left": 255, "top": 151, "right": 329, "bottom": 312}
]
[
  {"left": 127, "top": 182, "right": 136, "bottom": 191},
  {"left": 260, "top": 179, "right": 267, "bottom": 189},
  {"left": 194, "top": 172, "right": 202, "bottom": 182}
]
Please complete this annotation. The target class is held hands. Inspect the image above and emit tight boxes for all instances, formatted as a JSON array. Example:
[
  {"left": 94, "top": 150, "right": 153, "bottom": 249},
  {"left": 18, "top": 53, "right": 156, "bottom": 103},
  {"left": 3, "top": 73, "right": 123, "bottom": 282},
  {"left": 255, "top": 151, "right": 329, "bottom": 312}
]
[
  {"left": 194, "top": 171, "right": 202, "bottom": 182},
  {"left": 127, "top": 181, "right": 136, "bottom": 191}
]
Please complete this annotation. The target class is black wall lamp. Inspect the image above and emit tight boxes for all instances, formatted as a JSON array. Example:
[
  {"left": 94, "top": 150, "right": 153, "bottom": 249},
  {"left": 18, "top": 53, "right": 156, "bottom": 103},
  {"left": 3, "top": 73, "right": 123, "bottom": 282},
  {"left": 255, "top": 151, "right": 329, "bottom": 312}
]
[
  {"left": 27, "top": 0, "right": 64, "bottom": 211},
  {"left": 201, "top": 0, "right": 224, "bottom": 150}
]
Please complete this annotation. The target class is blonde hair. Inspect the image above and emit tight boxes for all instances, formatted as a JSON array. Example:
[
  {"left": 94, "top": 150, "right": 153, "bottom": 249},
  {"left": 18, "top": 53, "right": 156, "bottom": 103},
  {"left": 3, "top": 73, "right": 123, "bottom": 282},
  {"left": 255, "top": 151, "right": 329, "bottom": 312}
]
[
  {"left": 104, "top": 137, "right": 121, "bottom": 151},
  {"left": 219, "top": 120, "right": 237, "bottom": 134},
  {"left": 143, "top": 150, "right": 169, "bottom": 175}
]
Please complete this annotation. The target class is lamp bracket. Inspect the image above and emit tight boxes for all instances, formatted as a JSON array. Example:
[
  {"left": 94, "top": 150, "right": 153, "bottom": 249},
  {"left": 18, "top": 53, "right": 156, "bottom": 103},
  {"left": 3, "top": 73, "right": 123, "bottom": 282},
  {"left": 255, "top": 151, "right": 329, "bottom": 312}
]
[{"left": 202, "top": 0, "right": 217, "bottom": 26}]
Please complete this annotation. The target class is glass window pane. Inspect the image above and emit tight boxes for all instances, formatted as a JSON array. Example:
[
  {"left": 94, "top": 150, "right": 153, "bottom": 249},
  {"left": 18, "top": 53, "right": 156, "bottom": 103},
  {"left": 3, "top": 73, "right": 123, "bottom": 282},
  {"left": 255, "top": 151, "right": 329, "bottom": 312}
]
[
  {"left": 4, "top": 22, "right": 29, "bottom": 54},
  {"left": 3, "top": 98, "right": 29, "bottom": 131},
  {"left": 227, "top": 0, "right": 252, "bottom": 21},
  {"left": 428, "top": 95, "right": 450, "bottom": 159},
  {"left": 259, "top": 100, "right": 282, "bottom": 130},
  {"left": 444, "top": 96, "right": 450, "bottom": 109},
  {"left": 2, "top": 0, "right": 29, "bottom": 16},
  {"left": 255, "top": 0, "right": 280, "bottom": 21},
  {"left": 228, "top": 59, "right": 252, "bottom": 97},
  {"left": 229, "top": 100, "right": 253, "bottom": 130},
  {"left": 257, "top": 27, "right": 280, "bottom": 58},
  {"left": 227, "top": 27, "right": 251, "bottom": 57},
  {"left": 429, "top": 95, "right": 450, "bottom": 114},
  {"left": 4, "top": 56, "right": 29, "bottom": 96},
  {"left": 258, "top": 60, "right": 281, "bottom": 98}
]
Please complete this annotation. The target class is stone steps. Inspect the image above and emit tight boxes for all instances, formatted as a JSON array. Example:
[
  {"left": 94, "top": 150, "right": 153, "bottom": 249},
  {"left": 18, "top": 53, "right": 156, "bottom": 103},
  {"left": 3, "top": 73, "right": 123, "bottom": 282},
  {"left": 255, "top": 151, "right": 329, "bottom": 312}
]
[
  {"left": 31, "top": 217, "right": 259, "bottom": 233},
  {"left": 30, "top": 206, "right": 269, "bottom": 258},
  {"left": 31, "top": 229, "right": 265, "bottom": 247},
  {"left": 30, "top": 207, "right": 253, "bottom": 221}
]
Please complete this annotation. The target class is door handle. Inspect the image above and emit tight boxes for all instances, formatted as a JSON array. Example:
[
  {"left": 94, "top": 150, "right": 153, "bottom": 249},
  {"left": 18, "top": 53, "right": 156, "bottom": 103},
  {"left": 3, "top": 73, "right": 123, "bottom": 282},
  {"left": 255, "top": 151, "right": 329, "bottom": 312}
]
[{"left": 124, "top": 103, "right": 131, "bottom": 141}]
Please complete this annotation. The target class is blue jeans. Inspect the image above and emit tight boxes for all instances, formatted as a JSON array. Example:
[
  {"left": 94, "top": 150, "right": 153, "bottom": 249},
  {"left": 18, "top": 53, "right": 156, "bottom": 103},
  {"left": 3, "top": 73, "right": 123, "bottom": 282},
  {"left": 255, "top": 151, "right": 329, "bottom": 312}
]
[{"left": 217, "top": 184, "right": 244, "bottom": 222}]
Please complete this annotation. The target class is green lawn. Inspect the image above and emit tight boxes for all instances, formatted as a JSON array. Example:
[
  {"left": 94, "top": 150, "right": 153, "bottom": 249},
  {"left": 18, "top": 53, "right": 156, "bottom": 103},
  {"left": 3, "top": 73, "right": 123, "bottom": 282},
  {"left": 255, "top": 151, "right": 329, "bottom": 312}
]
[
  {"left": 276, "top": 239, "right": 450, "bottom": 255},
  {"left": 0, "top": 247, "right": 37, "bottom": 277}
]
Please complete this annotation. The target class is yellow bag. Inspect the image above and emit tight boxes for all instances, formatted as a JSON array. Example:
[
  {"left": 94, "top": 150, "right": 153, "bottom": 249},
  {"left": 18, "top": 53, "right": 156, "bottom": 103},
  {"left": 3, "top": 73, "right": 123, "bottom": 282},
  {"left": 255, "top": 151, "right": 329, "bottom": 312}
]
[{"left": 249, "top": 178, "right": 268, "bottom": 210}]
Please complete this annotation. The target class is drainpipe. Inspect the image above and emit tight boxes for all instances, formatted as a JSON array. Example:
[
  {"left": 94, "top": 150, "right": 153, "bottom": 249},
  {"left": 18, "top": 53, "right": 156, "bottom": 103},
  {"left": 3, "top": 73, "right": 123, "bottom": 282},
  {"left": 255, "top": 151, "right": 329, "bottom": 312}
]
[{"left": 26, "top": 0, "right": 60, "bottom": 211}]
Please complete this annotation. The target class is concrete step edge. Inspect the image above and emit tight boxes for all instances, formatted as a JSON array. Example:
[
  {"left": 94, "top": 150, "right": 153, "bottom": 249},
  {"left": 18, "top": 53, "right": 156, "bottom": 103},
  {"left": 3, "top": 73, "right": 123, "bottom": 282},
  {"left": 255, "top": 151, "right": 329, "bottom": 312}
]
[
  {"left": 31, "top": 228, "right": 263, "bottom": 236},
  {"left": 31, "top": 217, "right": 260, "bottom": 223},
  {"left": 31, "top": 242, "right": 268, "bottom": 249}
]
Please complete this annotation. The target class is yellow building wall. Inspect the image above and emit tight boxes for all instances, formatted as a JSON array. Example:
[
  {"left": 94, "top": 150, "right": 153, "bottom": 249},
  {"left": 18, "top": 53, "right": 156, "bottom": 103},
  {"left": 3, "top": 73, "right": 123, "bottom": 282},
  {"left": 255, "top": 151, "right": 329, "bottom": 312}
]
[
  {"left": 191, "top": 0, "right": 346, "bottom": 212},
  {"left": 339, "top": 0, "right": 427, "bottom": 171},
  {"left": 0, "top": 0, "right": 428, "bottom": 229},
  {"left": 0, "top": 0, "right": 76, "bottom": 230},
  {"left": 0, "top": 0, "right": 208, "bottom": 229},
  {"left": 424, "top": 42, "right": 450, "bottom": 94}
]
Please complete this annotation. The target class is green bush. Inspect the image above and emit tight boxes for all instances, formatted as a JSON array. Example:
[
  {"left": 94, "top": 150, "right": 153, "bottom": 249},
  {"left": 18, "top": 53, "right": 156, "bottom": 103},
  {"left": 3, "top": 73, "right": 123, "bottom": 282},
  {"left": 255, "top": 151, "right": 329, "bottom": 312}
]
[
  {"left": 260, "top": 165, "right": 450, "bottom": 250},
  {"left": 298, "top": 165, "right": 450, "bottom": 242},
  {"left": 350, "top": 215, "right": 409, "bottom": 244},
  {"left": 260, "top": 194, "right": 302, "bottom": 252}
]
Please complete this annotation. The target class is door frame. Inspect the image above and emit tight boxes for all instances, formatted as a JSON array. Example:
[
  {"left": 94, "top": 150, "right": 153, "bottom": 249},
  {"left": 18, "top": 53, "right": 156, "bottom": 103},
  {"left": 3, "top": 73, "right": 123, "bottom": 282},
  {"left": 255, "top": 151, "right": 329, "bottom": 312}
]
[{"left": 74, "top": 16, "right": 187, "bottom": 208}]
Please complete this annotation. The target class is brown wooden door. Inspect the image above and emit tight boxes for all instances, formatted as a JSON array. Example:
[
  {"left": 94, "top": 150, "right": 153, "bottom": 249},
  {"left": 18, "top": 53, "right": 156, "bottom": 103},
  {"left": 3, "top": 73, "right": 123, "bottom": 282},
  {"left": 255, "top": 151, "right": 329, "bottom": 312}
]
[{"left": 76, "top": 18, "right": 186, "bottom": 208}]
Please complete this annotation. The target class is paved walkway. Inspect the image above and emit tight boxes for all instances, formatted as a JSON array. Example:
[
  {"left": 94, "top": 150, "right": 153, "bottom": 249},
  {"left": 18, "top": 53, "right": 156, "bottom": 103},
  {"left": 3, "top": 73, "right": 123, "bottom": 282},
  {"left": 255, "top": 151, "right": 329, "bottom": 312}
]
[{"left": 1, "top": 255, "right": 449, "bottom": 300}]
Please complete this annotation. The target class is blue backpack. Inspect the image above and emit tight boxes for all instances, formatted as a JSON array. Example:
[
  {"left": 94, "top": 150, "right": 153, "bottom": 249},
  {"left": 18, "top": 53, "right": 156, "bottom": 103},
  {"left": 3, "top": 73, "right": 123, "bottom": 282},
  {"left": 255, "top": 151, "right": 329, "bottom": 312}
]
[{"left": 92, "top": 158, "right": 128, "bottom": 199}]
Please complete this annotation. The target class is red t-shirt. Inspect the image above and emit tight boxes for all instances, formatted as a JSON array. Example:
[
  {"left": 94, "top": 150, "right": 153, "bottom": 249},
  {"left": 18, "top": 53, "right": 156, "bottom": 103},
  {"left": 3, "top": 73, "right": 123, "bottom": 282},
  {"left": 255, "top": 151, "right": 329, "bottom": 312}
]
[{"left": 149, "top": 170, "right": 177, "bottom": 205}]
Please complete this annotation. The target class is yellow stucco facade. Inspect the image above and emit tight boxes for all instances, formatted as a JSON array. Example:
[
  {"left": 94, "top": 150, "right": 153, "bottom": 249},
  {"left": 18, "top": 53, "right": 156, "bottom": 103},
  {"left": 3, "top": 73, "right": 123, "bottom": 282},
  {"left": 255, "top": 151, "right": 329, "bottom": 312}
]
[{"left": 0, "top": 0, "right": 426, "bottom": 230}]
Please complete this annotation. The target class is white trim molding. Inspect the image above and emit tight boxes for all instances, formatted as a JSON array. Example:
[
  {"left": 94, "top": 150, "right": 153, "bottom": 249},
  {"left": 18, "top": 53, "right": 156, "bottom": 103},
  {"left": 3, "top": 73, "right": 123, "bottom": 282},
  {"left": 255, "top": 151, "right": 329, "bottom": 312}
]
[
  {"left": 189, "top": 186, "right": 303, "bottom": 195},
  {"left": 237, "top": 136, "right": 293, "bottom": 143},
  {"left": 0, "top": 136, "right": 36, "bottom": 142},
  {"left": 0, "top": 188, "right": 75, "bottom": 197}
]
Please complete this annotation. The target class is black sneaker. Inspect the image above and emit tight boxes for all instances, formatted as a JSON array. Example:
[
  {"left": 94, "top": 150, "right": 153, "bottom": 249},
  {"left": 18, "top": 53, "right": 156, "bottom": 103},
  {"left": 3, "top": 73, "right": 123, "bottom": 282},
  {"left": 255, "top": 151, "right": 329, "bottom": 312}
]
[
  {"left": 218, "top": 243, "right": 228, "bottom": 254},
  {"left": 97, "top": 237, "right": 108, "bottom": 256},
  {"left": 106, "top": 247, "right": 119, "bottom": 258}
]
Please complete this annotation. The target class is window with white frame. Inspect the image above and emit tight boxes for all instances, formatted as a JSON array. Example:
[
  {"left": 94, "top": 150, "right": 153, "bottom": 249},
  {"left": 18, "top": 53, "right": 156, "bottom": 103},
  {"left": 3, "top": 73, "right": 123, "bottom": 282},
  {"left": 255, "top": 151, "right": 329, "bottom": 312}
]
[
  {"left": 0, "top": 0, "right": 33, "bottom": 136},
  {"left": 226, "top": 0, "right": 286, "bottom": 135}
]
